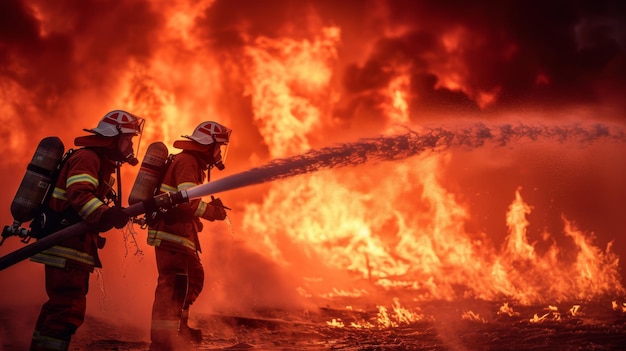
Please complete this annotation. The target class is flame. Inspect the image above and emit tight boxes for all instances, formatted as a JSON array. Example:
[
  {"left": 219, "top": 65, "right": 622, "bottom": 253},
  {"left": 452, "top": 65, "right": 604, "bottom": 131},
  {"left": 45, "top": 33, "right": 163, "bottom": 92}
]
[
  {"left": 238, "top": 21, "right": 625, "bottom": 304},
  {"left": 461, "top": 310, "right": 487, "bottom": 323},
  {"left": 563, "top": 217, "right": 622, "bottom": 298},
  {"left": 373, "top": 298, "right": 423, "bottom": 329},
  {"left": 612, "top": 301, "right": 626, "bottom": 313},
  {"left": 2, "top": 3, "right": 626, "bottom": 340},
  {"left": 326, "top": 318, "right": 344, "bottom": 328},
  {"left": 242, "top": 26, "right": 340, "bottom": 158},
  {"left": 435, "top": 27, "right": 469, "bottom": 93},
  {"left": 383, "top": 73, "right": 411, "bottom": 128},
  {"left": 569, "top": 304, "right": 581, "bottom": 317},
  {"left": 497, "top": 302, "right": 519, "bottom": 317}
]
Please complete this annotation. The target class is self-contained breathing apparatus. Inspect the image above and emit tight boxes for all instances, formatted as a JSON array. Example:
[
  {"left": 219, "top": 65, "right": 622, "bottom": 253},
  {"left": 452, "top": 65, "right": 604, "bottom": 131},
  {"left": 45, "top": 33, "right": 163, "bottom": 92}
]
[
  {"left": 1, "top": 137, "right": 75, "bottom": 245},
  {"left": 128, "top": 141, "right": 173, "bottom": 228},
  {"left": 128, "top": 138, "right": 231, "bottom": 228},
  {"left": 1, "top": 137, "right": 126, "bottom": 246}
]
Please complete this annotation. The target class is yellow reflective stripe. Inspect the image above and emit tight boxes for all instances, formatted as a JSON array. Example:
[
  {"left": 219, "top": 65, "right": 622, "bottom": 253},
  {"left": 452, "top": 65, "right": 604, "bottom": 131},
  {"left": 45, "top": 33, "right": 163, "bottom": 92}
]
[
  {"left": 30, "top": 253, "right": 67, "bottom": 268},
  {"left": 67, "top": 173, "right": 98, "bottom": 188},
  {"left": 151, "top": 319, "right": 180, "bottom": 331},
  {"left": 195, "top": 201, "right": 206, "bottom": 217},
  {"left": 160, "top": 183, "right": 177, "bottom": 193},
  {"left": 32, "top": 330, "right": 69, "bottom": 351},
  {"left": 38, "top": 246, "right": 96, "bottom": 266},
  {"left": 51, "top": 187, "right": 68, "bottom": 201},
  {"left": 79, "top": 197, "right": 104, "bottom": 218},
  {"left": 147, "top": 229, "right": 196, "bottom": 251},
  {"left": 178, "top": 182, "right": 196, "bottom": 190}
]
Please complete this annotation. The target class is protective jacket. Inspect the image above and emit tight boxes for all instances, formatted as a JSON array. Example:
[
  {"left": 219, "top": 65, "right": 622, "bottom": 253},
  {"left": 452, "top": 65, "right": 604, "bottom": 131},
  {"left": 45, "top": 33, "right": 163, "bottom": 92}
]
[
  {"left": 30, "top": 148, "right": 116, "bottom": 270},
  {"left": 147, "top": 151, "right": 222, "bottom": 253},
  {"left": 30, "top": 147, "right": 118, "bottom": 351}
]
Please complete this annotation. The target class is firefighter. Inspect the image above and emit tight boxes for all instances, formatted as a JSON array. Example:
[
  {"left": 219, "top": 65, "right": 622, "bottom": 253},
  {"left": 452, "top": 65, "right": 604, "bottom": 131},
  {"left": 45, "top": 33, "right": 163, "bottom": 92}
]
[
  {"left": 147, "top": 121, "right": 231, "bottom": 350},
  {"left": 29, "top": 110, "right": 144, "bottom": 351}
]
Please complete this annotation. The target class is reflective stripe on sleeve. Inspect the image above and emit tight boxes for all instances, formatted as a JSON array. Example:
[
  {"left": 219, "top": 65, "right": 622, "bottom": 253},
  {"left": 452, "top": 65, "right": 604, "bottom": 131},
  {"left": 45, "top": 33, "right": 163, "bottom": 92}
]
[
  {"left": 195, "top": 201, "right": 206, "bottom": 217},
  {"left": 51, "top": 187, "right": 68, "bottom": 201},
  {"left": 78, "top": 197, "right": 104, "bottom": 218},
  {"left": 178, "top": 182, "right": 196, "bottom": 190},
  {"left": 66, "top": 173, "right": 98, "bottom": 188},
  {"left": 160, "top": 183, "right": 177, "bottom": 193}
]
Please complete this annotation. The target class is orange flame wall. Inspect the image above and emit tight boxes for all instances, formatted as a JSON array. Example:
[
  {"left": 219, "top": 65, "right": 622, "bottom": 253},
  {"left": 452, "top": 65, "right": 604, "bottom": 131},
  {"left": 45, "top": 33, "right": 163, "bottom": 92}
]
[{"left": 1, "top": 0, "right": 626, "bottom": 339}]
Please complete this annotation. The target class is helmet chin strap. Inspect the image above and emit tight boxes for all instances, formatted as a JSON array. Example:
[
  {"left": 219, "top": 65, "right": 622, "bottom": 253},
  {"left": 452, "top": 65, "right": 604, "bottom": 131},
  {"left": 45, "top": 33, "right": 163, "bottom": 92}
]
[{"left": 115, "top": 165, "right": 122, "bottom": 207}]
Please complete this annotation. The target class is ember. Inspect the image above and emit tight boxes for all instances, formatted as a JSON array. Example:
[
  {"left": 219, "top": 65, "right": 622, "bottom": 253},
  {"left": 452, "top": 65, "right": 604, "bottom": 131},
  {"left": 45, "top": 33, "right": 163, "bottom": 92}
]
[{"left": 4, "top": 297, "right": 624, "bottom": 350}]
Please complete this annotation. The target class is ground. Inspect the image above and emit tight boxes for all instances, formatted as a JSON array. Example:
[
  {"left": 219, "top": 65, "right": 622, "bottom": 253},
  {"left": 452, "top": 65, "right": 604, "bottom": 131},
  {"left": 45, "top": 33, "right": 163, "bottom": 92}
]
[{"left": 4, "top": 297, "right": 624, "bottom": 351}]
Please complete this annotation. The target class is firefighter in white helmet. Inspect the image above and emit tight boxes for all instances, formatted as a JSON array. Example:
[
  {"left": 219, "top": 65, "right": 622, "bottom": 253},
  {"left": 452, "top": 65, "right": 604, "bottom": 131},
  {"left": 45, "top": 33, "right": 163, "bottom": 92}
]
[
  {"left": 29, "top": 110, "right": 144, "bottom": 351},
  {"left": 147, "top": 121, "right": 231, "bottom": 350}
]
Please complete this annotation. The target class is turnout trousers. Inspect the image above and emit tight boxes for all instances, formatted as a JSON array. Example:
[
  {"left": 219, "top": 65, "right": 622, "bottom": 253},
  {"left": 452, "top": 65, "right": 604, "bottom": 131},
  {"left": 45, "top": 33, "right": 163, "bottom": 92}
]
[
  {"left": 30, "top": 265, "right": 90, "bottom": 351},
  {"left": 150, "top": 247, "right": 204, "bottom": 350}
]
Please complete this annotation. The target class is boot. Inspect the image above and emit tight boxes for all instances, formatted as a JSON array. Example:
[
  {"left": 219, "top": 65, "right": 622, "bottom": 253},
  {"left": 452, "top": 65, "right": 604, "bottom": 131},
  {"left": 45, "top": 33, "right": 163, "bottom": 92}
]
[{"left": 178, "top": 308, "right": 203, "bottom": 343}]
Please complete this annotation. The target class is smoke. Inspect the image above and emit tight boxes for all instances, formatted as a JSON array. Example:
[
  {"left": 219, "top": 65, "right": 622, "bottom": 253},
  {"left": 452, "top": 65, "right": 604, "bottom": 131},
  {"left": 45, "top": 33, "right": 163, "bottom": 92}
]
[
  {"left": 1, "top": 0, "right": 625, "bottom": 345},
  {"left": 202, "top": 0, "right": 626, "bottom": 118}
]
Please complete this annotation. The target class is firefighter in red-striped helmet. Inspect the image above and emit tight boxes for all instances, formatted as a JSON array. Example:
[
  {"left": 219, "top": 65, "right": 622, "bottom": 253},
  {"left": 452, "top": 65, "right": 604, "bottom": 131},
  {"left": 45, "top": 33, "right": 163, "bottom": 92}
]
[
  {"left": 147, "top": 121, "right": 231, "bottom": 350},
  {"left": 29, "top": 110, "right": 144, "bottom": 351},
  {"left": 174, "top": 121, "right": 231, "bottom": 170},
  {"left": 81, "top": 109, "right": 145, "bottom": 165}
]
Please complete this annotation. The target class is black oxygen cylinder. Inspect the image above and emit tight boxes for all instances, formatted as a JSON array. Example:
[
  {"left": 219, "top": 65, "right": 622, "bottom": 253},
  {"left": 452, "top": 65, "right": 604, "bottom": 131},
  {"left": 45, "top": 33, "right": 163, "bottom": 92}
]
[
  {"left": 10, "top": 137, "right": 65, "bottom": 223},
  {"left": 128, "top": 141, "right": 169, "bottom": 205}
]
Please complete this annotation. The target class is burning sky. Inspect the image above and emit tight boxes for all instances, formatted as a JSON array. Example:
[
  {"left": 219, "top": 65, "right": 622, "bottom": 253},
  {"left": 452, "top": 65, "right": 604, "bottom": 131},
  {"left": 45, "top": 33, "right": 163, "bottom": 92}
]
[{"left": 1, "top": 0, "right": 626, "bottom": 346}]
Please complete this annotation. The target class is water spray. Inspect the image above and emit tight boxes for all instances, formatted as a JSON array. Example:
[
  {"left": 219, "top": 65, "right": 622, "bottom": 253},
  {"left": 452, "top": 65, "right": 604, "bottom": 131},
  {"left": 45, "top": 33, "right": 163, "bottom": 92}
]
[
  {"left": 1, "top": 122, "right": 623, "bottom": 271},
  {"left": 187, "top": 122, "right": 625, "bottom": 198}
]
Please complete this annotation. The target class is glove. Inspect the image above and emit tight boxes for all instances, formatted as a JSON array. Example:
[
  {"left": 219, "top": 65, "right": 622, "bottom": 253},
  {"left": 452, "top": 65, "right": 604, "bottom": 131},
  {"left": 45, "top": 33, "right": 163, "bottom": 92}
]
[
  {"left": 98, "top": 206, "right": 130, "bottom": 232},
  {"left": 210, "top": 196, "right": 224, "bottom": 208},
  {"left": 204, "top": 203, "right": 226, "bottom": 221},
  {"left": 209, "top": 197, "right": 227, "bottom": 220}
]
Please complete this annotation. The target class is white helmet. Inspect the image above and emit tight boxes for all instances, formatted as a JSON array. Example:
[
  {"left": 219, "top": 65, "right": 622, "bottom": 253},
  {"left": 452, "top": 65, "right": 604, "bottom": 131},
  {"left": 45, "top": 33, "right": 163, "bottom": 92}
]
[
  {"left": 182, "top": 121, "right": 231, "bottom": 145},
  {"left": 85, "top": 110, "right": 144, "bottom": 137}
]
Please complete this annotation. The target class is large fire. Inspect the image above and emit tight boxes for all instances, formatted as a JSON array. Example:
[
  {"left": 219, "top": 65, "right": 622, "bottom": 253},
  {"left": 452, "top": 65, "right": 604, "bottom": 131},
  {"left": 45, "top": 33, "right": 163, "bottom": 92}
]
[{"left": 1, "top": 0, "right": 625, "bottom": 348}]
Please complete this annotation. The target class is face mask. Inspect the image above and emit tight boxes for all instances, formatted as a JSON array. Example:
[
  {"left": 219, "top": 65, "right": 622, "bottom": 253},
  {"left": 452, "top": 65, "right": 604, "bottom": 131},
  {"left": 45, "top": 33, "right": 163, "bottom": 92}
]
[
  {"left": 117, "top": 134, "right": 138, "bottom": 165},
  {"left": 212, "top": 145, "right": 225, "bottom": 170}
]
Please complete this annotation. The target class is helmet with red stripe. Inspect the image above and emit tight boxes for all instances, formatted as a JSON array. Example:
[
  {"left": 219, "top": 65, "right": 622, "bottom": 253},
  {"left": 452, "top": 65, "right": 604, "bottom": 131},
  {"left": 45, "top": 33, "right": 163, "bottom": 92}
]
[
  {"left": 85, "top": 110, "right": 144, "bottom": 137},
  {"left": 175, "top": 121, "right": 232, "bottom": 170},
  {"left": 183, "top": 121, "right": 231, "bottom": 145}
]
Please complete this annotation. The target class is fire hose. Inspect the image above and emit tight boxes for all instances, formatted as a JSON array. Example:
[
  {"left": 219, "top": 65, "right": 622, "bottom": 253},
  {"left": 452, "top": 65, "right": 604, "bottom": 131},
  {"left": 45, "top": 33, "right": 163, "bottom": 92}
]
[
  {"left": 0, "top": 131, "right": 466, "bottom": 270},
  {"left": 0, "top": 163, "right": 280, "bottom": 272},
  {"left": 0, "top": 178, "right": 234, "bottom": 272}
]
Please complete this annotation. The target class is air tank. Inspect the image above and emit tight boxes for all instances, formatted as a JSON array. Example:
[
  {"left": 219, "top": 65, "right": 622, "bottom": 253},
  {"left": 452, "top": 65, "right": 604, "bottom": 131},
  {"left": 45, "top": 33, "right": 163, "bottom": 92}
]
[
  {"left": 10, "top": 137, "right": 65, "bottom": 224},
  {"left": 129, "top": 141, "right": 169, "bottom": 205}
]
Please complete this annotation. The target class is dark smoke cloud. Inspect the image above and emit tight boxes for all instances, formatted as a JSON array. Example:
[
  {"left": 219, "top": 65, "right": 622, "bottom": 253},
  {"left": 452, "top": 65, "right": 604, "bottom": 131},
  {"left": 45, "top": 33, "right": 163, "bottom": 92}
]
[
  {"left": 2, "top": 0, "right": 624, "bottom": 144},
  {"left": 203, "top": 0, "right": 626, "bottom": 119},
  {"left": 359, "top": 0, "right": 626, "bottom": 115}
]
